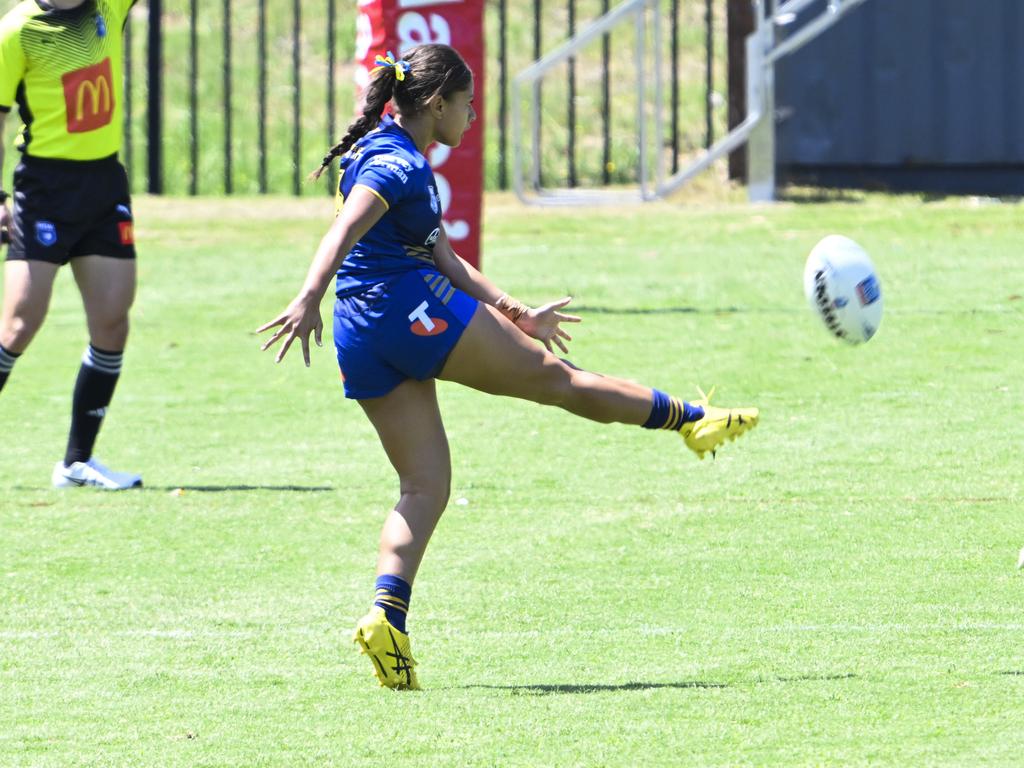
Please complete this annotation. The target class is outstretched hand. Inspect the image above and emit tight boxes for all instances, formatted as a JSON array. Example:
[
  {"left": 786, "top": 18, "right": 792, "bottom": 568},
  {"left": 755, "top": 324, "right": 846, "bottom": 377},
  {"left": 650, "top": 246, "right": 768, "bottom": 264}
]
[
  {"left": 514, "top": 296, "right": 582, "bottom": 354},
  {"left": 257, "top": 295, "right": 324, "bottom": 366}
]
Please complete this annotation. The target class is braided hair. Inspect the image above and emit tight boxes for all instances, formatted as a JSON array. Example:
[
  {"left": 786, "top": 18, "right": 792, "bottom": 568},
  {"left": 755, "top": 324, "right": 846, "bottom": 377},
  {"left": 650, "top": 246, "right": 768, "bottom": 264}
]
[{"left": 309, "top": 43, "right": 473, "bottom": 181}]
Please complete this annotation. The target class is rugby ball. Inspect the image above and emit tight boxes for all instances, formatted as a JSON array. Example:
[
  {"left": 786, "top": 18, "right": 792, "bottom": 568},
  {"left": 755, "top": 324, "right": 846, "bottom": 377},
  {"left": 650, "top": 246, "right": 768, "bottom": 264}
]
[{"left": 803, "top": 235, "right": 882, "bottom": 344}]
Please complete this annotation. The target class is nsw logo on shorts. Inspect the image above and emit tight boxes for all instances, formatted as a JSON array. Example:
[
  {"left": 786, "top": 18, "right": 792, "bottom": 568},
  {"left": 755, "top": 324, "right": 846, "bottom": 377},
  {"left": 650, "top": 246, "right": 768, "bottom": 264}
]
[
  {"left": 35, "top": 221, "right": 57, "bottom": 247},
  {"left": 408, "top": 300, "right": 448, "bottom": 337}
]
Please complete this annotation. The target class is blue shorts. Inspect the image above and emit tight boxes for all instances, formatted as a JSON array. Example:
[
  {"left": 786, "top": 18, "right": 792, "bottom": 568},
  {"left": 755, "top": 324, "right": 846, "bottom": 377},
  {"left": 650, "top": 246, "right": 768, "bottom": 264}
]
[{"left": 333, "top": 269, "right": 479, "bottom": 399}]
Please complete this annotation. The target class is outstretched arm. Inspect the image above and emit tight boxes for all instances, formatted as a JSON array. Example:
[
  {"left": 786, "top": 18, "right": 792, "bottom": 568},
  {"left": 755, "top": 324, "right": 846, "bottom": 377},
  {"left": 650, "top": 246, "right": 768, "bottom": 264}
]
[
  {"left": 430, "top": 224, "right": 502, "bottom": 304},
  {"left": 257, "top": 186, "right": 386, "bottom": 365},
  {"left": 431, "top": 225, "right": 581, "bottom": 354}
]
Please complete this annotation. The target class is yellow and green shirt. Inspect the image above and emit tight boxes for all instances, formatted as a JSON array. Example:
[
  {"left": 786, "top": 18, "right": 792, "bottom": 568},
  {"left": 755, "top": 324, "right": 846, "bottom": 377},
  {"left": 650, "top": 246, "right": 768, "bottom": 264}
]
[{"left": 0, "top": 0, "right": 134, "bottom": 160}]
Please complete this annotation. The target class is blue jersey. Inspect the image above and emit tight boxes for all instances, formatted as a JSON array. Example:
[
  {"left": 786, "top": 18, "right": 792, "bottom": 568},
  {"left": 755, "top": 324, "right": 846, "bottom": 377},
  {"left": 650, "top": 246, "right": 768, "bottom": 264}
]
[{"left": 334, "top": 115, "right": 444, "bottom": 298}]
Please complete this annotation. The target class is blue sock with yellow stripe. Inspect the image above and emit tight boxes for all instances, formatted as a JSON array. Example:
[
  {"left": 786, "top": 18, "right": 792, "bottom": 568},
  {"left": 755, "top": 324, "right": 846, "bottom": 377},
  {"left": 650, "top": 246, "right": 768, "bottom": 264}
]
[
  {"left": 643, "top": 389, "right": 704, "bottom": 431},
  {"left": 374, "top": 575, "right": 412, "bottom": 633}
]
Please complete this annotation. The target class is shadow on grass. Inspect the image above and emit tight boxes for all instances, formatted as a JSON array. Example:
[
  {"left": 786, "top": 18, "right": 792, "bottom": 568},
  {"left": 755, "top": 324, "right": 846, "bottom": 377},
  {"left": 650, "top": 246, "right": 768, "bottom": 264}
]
[
  {"left": 462, "top": 673, "right": 858, "bottom": 696},
  {"left": 777, "top": 188, "right": 867, "bottom": 204},
  {"left": 149, "top": 485, "right": 335, "bottom": 493},
  {"left": 572, "top": 305, "right": 794, "bottom": 316},
  {"left": 772, "top": 672, "right": 857, "bottom": 683},
  {"left": 462, "top": 681, "right": 726, "bottom": 695}
]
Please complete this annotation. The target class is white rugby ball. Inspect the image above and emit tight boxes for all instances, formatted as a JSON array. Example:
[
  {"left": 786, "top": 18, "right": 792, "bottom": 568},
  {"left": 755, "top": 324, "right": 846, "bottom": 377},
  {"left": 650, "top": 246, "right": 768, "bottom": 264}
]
[{"left": 803, "top": 235, "right": 882, "bottom": 344}]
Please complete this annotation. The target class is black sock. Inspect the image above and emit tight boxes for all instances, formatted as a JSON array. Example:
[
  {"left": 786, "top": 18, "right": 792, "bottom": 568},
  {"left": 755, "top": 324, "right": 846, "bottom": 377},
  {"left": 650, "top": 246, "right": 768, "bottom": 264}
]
[
  {"left": 0, "top": 344, "right": 21, "bottom": 393},
  {"left": 64, "top": 345, "right": 123, "bottom": 466}
]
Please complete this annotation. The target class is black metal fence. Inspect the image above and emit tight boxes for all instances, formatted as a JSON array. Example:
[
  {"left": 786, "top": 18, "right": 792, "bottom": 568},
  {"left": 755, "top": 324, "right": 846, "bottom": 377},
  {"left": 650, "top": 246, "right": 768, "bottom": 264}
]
[{"left": 116, "top": 0, "right": 720, "bottom": 196}]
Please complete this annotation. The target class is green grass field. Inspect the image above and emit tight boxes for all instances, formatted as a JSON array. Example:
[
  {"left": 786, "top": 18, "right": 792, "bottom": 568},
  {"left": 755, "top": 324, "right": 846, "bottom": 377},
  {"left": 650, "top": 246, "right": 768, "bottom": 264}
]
[{"left": 1, "top": 192, "right": 1023, "bottom": 766}]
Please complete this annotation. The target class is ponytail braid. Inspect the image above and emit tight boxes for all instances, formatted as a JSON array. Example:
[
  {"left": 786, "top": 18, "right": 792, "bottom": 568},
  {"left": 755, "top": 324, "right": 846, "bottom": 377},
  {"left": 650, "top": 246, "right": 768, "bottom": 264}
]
[
  {"left": 309, "top": 68, "right": 397, "bottom": 181},
  {"left": 310, "top": 45, "right": 473, "bottom": 182}
]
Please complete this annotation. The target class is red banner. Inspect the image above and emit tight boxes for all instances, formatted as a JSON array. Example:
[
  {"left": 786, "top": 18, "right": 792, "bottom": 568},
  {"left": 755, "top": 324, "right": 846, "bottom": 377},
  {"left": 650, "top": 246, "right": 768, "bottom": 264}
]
[{"left": 355, "top": 0, "right": 485, "bottom": 268}]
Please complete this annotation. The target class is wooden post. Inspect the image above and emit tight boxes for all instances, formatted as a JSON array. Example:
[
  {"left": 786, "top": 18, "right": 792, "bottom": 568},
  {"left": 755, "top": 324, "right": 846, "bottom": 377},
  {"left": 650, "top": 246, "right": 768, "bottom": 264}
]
[{"left": 727, "top": 0, "right": 754, "bottom": 180}]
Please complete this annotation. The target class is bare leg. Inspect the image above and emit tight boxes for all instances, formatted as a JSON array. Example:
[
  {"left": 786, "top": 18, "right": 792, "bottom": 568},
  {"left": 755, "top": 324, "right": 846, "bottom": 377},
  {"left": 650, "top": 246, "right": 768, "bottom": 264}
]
[
  {"left": 60, "top": 256, "right": 136, "bottom": 469},
  {"left": 71, "top": 256, "right": 135, "bottom": 350},
  {"left": 440, "top": 303, "right": 653, "bottom": 425},
  {"left": 359, "top": 378, "right": 451, "bottom": 583},
  {"left": 1, "top": 259, "right": 60, "bottom": 353}
]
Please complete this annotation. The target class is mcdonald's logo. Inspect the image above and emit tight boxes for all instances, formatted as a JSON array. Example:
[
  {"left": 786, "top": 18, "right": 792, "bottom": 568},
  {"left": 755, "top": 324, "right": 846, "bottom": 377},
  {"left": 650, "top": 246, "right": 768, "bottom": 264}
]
[
  {"left": 118, "top": 221, "right": 134, "bottom": 246},
  {"left": 62, "top": 58, "right": 115, "bottom": 134}
]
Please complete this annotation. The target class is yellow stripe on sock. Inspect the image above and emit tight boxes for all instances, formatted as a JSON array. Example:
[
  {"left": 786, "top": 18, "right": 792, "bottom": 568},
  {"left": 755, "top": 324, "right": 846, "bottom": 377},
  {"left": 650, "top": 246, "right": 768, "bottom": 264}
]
[
  {"left": 375, "top": 595, "right": 409, "bottom": 610},
  {"left": 665, "top": 398, "right": 677, "bottom": 430}
]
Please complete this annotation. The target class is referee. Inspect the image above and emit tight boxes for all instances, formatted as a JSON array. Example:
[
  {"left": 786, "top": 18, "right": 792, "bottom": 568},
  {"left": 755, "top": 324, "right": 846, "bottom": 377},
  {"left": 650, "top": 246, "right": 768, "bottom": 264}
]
[{"left": 0, "top": 0, "right": 140, "bottom": 489}]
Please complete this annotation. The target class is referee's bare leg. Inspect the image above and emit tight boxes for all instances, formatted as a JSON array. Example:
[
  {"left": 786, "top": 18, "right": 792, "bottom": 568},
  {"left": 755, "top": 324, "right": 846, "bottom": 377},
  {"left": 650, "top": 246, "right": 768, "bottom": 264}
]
[
  {"left": 56, "top": 255, "right": 139, "bottom": 482},
  {"left": 71, "top": 255, "right": 135, "bottom": 351},
  {"left": 0, "top": 259, "right": 59, "bottom": 359}
]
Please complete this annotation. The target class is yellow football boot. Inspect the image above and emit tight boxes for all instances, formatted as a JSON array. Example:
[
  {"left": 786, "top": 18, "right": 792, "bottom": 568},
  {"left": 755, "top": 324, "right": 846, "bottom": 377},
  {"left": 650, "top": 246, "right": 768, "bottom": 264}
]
[
  {"left": 679, "top": 386, "right": 759, "bottom": 460},
  {"left": 353, "top": 607, "right": 421, "bottom": 690}
]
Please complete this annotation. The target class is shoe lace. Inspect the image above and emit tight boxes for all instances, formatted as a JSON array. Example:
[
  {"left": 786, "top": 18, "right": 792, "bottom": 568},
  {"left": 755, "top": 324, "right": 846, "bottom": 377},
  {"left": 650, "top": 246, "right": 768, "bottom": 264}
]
[
  {"left": 386, "top": 628, "right": 415, "bottom": 686},
  {"left": 692, "top": 385, "right": 717, "bottom": 409}
]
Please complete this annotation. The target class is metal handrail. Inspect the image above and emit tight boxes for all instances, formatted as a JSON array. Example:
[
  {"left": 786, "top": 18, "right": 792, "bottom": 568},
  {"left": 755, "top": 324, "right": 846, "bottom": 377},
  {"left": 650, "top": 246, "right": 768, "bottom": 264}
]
[
  {"left": 512, "top": 0, "right": 654, "bottom": 205},
  {"left": 514, "top": 0, "right": 873, "bottom": 205}
]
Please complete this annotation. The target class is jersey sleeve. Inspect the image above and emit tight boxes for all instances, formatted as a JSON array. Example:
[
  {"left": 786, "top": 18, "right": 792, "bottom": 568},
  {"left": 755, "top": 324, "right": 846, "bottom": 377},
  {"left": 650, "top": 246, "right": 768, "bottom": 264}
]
[
  {"left": 0, "top": 14, "right": 26, "bottom": 112},
  {"left": 350, "top": 152, "right": 416, "bottom": 210}
]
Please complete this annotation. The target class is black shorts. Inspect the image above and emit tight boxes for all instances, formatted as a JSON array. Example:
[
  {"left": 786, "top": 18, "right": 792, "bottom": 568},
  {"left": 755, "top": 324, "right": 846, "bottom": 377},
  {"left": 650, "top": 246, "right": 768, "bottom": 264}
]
[{"left": 6, "top": 154, "right": 136, "bottom": 265}]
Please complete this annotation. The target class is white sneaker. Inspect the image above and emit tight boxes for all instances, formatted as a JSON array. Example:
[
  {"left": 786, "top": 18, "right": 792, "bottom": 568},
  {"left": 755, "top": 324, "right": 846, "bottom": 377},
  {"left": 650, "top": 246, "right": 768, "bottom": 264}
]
[{"left": 52, "top": 458, "right": 143, "bottom": 490}]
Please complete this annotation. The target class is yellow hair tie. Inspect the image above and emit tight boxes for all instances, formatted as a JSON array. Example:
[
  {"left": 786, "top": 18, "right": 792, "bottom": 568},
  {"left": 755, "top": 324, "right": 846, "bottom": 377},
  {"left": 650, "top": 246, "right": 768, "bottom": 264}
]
[{"left": 371, "top": 50, "right": 410, "bottom": 82}]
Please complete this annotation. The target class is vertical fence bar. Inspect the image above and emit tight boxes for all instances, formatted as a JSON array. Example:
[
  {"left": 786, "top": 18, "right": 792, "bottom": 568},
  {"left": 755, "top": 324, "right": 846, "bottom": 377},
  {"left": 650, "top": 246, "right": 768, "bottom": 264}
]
[
  {"left": 188, "top": 0, "right": 198, "bottom": 195},
  {"left": 726, "top": 0, "right": 753, "bottom": 181},
  {"left": 123, "top": 12, "right": 132, "bottom": 190},
  {"left": 567, "top": 0, "right": 576, "bottom": 187},
  {"left": 635, "top": 5, "right": 645, "bottom": 191},
  {"left": 531, "top": 0, "right": 542, "bottom": 189},
  {"left": 292, "top": 0, "right": 302, "bottom": 196},
  {"left": 326, "top": 0, "right": 337, "bottom": 194},
  {"left": 705, "top": 0, "right": 714, "bottom": 148},
  {"left": 146, "top": 0, "right": 162, "bottom": 194},
  {"left": 670, "top": 0, "right": 679, "bottom": 172},
  {"left": 601, "top": 0, "right": 610, "bottom": 184},
  {"left": 257, "top": 0, "right": 267, "bottom": 193},
  {"left": 497, "top": 0, "right": 507, "bottom": 190},
  {"left": 223, "top": 0, "right": 233, "bottom": 193}
]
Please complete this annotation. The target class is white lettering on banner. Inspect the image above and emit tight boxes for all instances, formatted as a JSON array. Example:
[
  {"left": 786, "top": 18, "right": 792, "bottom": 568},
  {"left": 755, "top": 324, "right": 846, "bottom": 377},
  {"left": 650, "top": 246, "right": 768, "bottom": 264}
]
[
  {"left": 397, "top": 12, "right": 451, "bottom": 51},
  {"left": 355, "top": 13, "right": 372, "bottom": 59},
  {"left": 427, "top": 144, "right": 469, "bottom": 240},
  {"left": 398, "top": 0, "right": 463, "bottom": 8},
  {"left": 428, "top": 144, "right": 450, "bottom": 167},
  {"left": 433, "top": 174, "right": 469, "bottom": 240},
  {"left": 374, "top": 4, "right": 475, "bottom": 248},
  {"left": 408, "top": 301, "right": 434, "bottom": 331}
]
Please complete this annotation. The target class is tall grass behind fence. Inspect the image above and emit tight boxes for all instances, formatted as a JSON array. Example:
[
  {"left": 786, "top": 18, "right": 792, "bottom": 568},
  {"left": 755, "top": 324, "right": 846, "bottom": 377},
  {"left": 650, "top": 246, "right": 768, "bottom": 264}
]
[
  {"left": 128, "top": 0, "right": 355, "bottom": 196},
  {"left": 495, "top": 0, "right": 728, "bottom": 190},
  {"left": 0, "top": 0, "right": 726, "bottom": 196}
]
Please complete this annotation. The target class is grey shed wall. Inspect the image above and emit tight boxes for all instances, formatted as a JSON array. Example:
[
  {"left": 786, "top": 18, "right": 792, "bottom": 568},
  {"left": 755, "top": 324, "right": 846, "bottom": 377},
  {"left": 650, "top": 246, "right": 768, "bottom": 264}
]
[{"left": 775, "top": 0, "right": 1024, "bottom": 195}]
